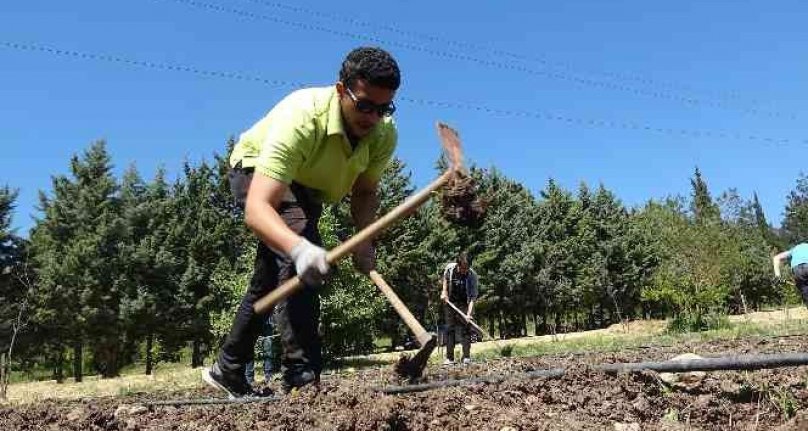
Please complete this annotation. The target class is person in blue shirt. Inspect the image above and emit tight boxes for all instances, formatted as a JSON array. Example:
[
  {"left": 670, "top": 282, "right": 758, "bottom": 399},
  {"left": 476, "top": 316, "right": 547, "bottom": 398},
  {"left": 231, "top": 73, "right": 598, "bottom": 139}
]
[{"left": 772, "top": 242, "right": 808, "bottom": 307}]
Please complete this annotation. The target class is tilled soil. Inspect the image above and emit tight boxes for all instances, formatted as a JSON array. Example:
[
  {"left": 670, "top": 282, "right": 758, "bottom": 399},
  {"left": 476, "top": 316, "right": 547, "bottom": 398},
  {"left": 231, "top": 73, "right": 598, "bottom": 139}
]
[{"left": 3, "top": 335, "right": 808, "bottom": 430}]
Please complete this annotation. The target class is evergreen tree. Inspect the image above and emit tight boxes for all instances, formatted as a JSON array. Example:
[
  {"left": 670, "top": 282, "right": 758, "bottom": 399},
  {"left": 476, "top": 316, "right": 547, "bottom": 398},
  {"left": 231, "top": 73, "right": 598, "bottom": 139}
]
[
  {"left": 30, "top": 141, "right": 123, "bottom": 379},
  {"left": 690, "top": 167, "right": 720, "bottom": 223},
  {"left": 783, "top": 173, "right": 808, "bottom": 244}
]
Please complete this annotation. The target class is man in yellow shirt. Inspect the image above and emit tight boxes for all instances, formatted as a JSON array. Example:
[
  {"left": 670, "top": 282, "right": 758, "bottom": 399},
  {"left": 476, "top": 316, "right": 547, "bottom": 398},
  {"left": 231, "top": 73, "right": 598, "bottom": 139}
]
[{"left": 204, "top": 47, "right": 400, "bottom": 397}]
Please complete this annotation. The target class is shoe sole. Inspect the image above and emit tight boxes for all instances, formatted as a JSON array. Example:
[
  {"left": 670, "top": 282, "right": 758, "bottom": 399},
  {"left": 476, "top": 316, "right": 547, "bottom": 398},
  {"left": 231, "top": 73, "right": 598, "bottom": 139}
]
[{"left": 201, "top": 368, "right": 237, "bottom": 400}]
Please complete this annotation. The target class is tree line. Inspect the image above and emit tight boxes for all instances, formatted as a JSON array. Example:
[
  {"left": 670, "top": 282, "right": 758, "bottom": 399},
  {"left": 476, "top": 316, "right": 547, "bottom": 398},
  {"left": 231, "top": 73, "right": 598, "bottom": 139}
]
[{"left": 1, "top": 140, "right": 806, "bottom": 384}]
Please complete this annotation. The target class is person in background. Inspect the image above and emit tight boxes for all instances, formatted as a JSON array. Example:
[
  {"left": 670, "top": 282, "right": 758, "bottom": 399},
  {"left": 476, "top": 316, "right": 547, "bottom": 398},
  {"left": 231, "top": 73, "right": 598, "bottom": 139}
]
[
  {"left": 440, "top": 252, "right": 479, "bottom": 365},
  {"left": 245, "top": 314, "right": 274, "bottom": 386},
  {"left": 773, "top": 242, "right": 808, "bottom": 308}
]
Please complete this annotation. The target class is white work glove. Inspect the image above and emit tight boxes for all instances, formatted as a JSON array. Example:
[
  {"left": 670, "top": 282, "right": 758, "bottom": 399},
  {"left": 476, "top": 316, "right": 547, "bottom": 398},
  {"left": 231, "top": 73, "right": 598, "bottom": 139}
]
[{"left": 289, "top": 238, "right": 329, "bottom": 286}]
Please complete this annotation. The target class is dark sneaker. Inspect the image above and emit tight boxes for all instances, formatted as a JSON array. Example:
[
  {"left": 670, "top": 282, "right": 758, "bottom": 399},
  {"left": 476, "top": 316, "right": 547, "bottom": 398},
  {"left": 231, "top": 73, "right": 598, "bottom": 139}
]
[
  {"left": 203, "top": 362, "right": 266, "bottom": 399},
  {"left": 282, "top": 369, "right": 319, "bottom": 393},
  {"left": 249, "top": 384, "right": 275, "bottom": 397}
]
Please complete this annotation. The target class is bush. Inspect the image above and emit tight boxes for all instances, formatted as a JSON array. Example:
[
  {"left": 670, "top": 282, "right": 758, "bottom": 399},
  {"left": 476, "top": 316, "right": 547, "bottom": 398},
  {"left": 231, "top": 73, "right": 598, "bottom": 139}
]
[
  {"left": 499, "top": 344, "right": 514, "bottom": 357},
  {"left": 666, "top": 309, "right": 731, "bottom": 333}
]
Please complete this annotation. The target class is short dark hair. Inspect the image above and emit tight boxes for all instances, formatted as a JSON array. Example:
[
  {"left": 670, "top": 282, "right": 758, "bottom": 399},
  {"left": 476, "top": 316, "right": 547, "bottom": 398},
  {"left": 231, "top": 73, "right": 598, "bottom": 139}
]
[
  {"left": 339, "top": 47, "right": 401, "bottom": 91},
  {"left": 457, "top": 252, "right": 470, "bottom": 267}
]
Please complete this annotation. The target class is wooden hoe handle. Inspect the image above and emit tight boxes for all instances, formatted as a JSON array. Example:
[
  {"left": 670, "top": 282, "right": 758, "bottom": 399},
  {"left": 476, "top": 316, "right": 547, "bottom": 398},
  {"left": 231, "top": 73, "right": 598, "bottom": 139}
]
[
  {"left": 368, "top": 270, "right": 433, "bottom": 347},
  {"left": 253, "top": 170, "right": 454, "bottom": 314}
]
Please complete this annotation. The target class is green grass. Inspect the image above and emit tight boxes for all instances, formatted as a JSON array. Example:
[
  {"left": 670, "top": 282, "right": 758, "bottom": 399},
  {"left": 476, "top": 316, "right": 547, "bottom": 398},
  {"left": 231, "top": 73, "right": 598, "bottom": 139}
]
[
  {"left": 472, "top": 317, "right": 808, "bottom": 361},
  {"left": 372, "top": 336, "right": 392, "bottom": 352}
]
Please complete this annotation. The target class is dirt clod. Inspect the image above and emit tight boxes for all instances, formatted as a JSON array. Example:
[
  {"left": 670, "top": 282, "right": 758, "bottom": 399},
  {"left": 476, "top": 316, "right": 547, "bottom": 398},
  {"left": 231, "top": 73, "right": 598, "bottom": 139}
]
[{"left": 440, "top": 172, "right": 487, "bottom": 228}]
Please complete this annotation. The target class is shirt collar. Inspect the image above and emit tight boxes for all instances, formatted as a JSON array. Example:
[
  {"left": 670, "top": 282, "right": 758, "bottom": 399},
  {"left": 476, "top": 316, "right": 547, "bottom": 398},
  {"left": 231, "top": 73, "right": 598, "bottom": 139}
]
[{"left": 325, "top": 87, "right": 345, "bottom": 137}]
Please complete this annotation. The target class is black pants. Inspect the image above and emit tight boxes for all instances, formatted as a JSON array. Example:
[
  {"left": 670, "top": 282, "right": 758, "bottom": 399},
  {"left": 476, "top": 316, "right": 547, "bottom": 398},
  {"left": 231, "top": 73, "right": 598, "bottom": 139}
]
[
  {"left": 444, "top": 302, "right": 471, "bottom": 361},
  {"left": 218, "top": 168, "right": 323, "bottom": 384},
  {"left": 795, "top": 264, "right": 808, "bottom": 307}
]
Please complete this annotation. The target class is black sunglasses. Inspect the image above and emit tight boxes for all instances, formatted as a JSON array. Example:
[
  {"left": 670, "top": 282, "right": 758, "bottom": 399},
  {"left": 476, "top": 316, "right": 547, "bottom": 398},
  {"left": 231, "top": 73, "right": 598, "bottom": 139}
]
[{"left": 345, "top": 87, "right": 396, "bottom": 117}]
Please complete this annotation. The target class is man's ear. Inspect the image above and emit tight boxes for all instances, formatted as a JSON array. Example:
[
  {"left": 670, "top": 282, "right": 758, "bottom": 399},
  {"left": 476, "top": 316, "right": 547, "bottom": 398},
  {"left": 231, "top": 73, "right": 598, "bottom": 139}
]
[{"left": 335, "top": 81, "right": 345, "bottom": 96}]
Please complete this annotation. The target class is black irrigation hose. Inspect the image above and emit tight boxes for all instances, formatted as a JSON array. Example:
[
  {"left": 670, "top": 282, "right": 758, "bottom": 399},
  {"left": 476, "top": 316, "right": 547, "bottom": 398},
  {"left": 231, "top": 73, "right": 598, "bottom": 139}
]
[{"left": 377, "top": 352, "right": 808, "bottom": 395}]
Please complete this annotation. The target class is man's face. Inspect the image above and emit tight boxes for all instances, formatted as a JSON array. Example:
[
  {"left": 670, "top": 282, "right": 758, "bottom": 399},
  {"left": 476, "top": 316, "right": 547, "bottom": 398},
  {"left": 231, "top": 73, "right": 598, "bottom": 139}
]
[
  {"left": 337, "top": 79, "right": 396, "bottom": 139},
  {"left": 457, "top": 262, "right": 469, "bottom": 275}
]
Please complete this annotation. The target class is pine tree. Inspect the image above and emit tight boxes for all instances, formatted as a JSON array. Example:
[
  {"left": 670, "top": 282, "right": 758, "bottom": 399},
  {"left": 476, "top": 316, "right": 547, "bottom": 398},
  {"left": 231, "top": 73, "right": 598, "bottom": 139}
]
[
  {"left": 0, "top": 186, "right": 19, "bottom": 276},
  {"left": 0, "top": 186, "right": 27, "bottom": 380},
  {"left": 690, "top": 167, "right": 720, "bottom": 223},
  {"left": 30, "top": 141, "right": 123, "bottom": 379},
  {"left": 118, "top": 166, "right": 182, "bottom": 374},
  {"left": 783, "top": 173, "right": 808, "bottom": 244},
  {"left": 167, "top": 157, "right": 244, "bottom": 367},
  {"left": 533, "top": 179, "right": 578, "bottom": 335},
  {"left": 461, "top": 168, "right": 537, "bottom": 338}
]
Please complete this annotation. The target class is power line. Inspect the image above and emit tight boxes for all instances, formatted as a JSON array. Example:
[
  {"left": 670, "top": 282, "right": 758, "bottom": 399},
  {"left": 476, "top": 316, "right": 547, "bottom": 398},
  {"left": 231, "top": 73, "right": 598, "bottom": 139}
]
[
  {"left": 241, "top": 0, "right": 753, "bottom": 105},
  {"left": 0, "top": 41, "right": 305, "bottom": 88},
  {"left": 1, "top": 40, "right": 805, "bottom": 147},
  {"left": 152, "top": 0, "right": 796, "bottom": 121}
]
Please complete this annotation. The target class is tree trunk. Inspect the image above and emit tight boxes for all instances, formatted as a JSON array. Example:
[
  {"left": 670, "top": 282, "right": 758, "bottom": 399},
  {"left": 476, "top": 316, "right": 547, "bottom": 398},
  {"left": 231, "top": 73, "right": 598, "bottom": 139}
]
[
  {"left": 72, "top": 342, "right": 83, "bottom": 383},
  {"left": 1, "top": 353, "right": 7, "bottom": 400},
  {"left": 521, "top": 313, "right": 527, "bottom": 337},
  {"left": 53, "top": 349, "right": 65, "bottom": 383},
  {"left": 92, "top": 341, "right": 121, "bottom": 379},
  {"left": 191, "top": 340, "right": 203, "bottom": 368},
  {"left": 533, "top": 314, "right": 539, "bottom": 336},
  {"left": 145, "top": 332, "right": 154, "bottom": 375},
  {"left": 740, "top": 293, "right": 749, "bottom": 315}
]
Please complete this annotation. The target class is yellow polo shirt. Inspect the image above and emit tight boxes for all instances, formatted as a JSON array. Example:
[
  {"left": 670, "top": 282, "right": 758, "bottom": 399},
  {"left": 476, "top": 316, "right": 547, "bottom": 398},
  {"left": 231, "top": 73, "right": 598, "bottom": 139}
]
[{"left": 230, "top": 86, "right": 397, "bottom": 203}]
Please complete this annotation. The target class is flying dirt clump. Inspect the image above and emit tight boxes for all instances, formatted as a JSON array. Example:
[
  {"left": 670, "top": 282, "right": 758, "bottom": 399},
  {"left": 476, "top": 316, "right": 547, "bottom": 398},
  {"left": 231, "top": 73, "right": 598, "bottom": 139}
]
[{"left": 440, "top": 171, "right": 488, "bottom": 228}]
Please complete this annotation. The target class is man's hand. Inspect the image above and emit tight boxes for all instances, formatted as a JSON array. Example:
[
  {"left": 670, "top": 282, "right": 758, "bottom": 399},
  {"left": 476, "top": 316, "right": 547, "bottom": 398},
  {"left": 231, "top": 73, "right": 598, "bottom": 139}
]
[
  {"left": 440, "top": 291, "right": 448, "bottom": 302},
  {"left": 289, "top": 238, "right": 329, "bottom": 286},
  {"left": 352, "top": 241, "right": 376, "bottom": 274}
]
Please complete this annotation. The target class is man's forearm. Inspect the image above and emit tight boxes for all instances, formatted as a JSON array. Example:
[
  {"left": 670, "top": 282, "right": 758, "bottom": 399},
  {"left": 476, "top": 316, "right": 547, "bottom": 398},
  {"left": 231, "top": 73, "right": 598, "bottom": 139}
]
[
  {"left": 467, "top": 300, "right": 474, "bottom": 317},
  {"left": 246, "top": 196, "right": 301, "bottom": 255},
  {"left": 351, "top": 188, "right": 379, "bottom": 230}
]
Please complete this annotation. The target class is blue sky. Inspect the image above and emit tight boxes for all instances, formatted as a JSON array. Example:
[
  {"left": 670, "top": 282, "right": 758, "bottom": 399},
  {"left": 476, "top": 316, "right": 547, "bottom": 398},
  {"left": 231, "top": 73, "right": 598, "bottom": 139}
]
[{"left": 2, "top": 0, "right": 806, "bottom": 235}]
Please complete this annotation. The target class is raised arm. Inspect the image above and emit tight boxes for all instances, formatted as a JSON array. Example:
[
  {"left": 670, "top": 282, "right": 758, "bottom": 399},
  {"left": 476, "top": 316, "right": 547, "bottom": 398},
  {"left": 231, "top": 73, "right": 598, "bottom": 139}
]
[{"left": 773, "top": 250, "right": 792, "bottom": 278}]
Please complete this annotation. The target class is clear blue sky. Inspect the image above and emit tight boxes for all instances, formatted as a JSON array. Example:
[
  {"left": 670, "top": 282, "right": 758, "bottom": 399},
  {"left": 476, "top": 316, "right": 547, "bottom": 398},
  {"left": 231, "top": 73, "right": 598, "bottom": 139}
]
[{"left": 2, "top": 0, "right": 806, "bottom": 235}]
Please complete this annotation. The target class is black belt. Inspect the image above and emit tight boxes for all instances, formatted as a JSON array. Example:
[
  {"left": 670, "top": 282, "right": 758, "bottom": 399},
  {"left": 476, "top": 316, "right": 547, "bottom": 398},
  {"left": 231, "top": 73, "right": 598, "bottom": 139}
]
[{"left": 231, "top": 162, "right": 321, "bottom": 206}]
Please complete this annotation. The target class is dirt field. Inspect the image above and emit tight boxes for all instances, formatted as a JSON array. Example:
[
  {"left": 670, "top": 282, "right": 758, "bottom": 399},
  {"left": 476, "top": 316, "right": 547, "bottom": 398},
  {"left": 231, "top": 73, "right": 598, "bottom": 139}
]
[{"left": 3, "top": 334, "right": 808, "bottom": 430}]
